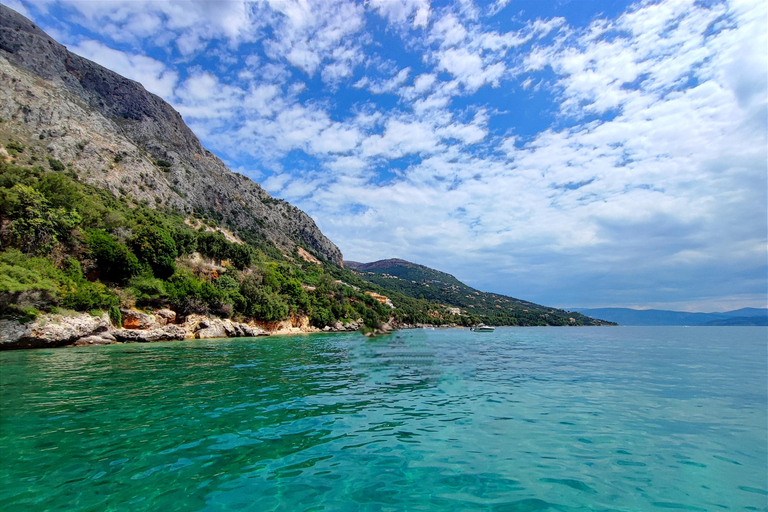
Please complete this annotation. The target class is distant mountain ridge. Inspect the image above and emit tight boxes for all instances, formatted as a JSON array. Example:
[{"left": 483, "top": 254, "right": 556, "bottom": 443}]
[
  {"left": 573, "top": 307, "right": 768, "bottom": 326},
  {"left": 346, "top": 259, "right": 614, "bottom": 326}
]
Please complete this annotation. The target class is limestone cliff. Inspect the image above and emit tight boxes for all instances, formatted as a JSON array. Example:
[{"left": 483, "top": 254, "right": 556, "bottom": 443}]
[{"left": 0, "top": 5, "right": 343, "bottom": 265}]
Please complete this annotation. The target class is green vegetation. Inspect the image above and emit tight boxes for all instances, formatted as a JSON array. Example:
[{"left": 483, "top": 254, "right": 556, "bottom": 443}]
[
  {"left": 0, "top": 159, "right": 408, "bottom": 330},
  {"left": 346, "top": 260, "right": 609, "bottom": 326},
  {"left": 47, "top": 157, "right": 65, "bottom": 172}
]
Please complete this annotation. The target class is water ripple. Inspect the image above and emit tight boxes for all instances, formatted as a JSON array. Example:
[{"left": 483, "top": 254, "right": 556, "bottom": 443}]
[{"left": 1, "top": 327, "right": 766, "bottom": 511}]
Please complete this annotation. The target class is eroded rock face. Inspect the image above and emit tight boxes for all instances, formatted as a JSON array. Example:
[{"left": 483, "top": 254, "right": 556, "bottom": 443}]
[
  {"left": 194, "top": 318, "right": 267, "bottom": 339},
  {"left": 156, "top": 309, "right": 176, "bottom": 325},
  {"left": 121, "top": 309, "right": 157, "bottom": 330},
  {"left": 0, "top": 313, "right": 111, "bottom": 350}
]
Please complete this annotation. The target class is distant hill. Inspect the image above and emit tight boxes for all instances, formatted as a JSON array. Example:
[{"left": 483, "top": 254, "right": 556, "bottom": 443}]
[
  {"left": 345, "top": 259, "right": 614, "bottom": 326},
  {"left": 572, "top": 307, "right": 768, "bottom": 326}
]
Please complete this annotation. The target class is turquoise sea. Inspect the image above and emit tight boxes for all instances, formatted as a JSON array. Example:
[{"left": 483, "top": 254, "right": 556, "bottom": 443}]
[{"left": 1, "top": 327, "right": 766, "bottom": 511}]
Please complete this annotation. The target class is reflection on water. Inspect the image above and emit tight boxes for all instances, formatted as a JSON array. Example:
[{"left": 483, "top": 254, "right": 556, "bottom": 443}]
[{"left": 1, "top": 327, "right": 766, "bottom": 511}]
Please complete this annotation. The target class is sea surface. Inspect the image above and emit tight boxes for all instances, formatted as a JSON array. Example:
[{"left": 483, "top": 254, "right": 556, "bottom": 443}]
[{"left": 0, "top": 326, "right": 766, "bottom": 511}]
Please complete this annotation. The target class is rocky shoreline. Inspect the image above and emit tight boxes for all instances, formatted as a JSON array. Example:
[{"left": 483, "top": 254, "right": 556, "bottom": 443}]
[{"left": 0, "top": 308, "right": 410, "bottom": 350}]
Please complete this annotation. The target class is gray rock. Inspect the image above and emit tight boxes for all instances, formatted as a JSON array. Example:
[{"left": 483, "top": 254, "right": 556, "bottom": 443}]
[
  {"left": 73, "top": 335, "right": 115, "bottom": 346},
  {"left": 195, "top": 325, "right": 227, "bottom": 339},
  {"left": 195, "top": 318, "right": 266, "bottom": 339},
  {"left": 0, "top": 313, "right": 111, "bottom": 350},
  {"left": 155, "top": 309, "right": 176, "bottom": 325},
  {"left": 120, "top": 309, "right": 156, "bottom": 330},
  {"left": 112, "top": 325, "right": 187, "bottom": 343},
  {"left": 98, "top": 332, "right": 116, "bottom": 342}
]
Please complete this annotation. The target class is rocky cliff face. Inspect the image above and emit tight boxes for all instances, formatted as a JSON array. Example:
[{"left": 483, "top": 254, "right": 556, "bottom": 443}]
[{"left": 0, "top": 5, "right": 343, "bottom": 265}]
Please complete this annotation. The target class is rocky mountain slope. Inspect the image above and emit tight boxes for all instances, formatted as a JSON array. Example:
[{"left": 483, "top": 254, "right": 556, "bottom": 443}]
[
  {"left": 0, "top": 4, "right": 342, "bottom": 264},
  {"left": 346, "top": 259, "right": 613, "bottom": 326}
]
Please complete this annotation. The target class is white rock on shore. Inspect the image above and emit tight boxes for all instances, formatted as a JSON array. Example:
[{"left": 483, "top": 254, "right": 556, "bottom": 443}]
[{"left": 0, "top": 309, "right": 269, "bottom": 350}]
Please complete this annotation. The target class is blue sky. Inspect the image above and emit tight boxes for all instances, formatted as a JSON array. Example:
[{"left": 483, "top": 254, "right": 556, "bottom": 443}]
[{"left": 5, "top": 0, "right": 766, "bottom": 312}]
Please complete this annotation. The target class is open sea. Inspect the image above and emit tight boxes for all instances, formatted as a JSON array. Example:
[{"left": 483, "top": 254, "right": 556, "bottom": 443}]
[{"left": 1, "top": 326, "right": 766, "bottom": 511}]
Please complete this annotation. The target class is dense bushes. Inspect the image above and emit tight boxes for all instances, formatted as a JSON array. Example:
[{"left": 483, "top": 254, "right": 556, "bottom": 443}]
[
  {"left": 87, "top": 230, "right": 142, "bottom": 283},
  {"left": 0, "top": 183, "right": 81, "bottom": 254},
  {"left": 131, "top": 226, "right": 178, "bottom": 279},
  {"left": 0, "top": 249, "right": 118, "bottom": 316},
  {"left": 59, "top": 259, "right": 119, "bottom": 311}
]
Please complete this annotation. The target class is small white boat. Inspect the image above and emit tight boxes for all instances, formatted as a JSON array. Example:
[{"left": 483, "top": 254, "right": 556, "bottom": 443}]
[{"left": 470, "top": 324, "right": 495, "bottom": 332}]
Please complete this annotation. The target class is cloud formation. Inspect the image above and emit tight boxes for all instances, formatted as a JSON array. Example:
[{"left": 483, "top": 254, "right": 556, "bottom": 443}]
[{"left": 22, "top": 0, "right": 767, "bottom": 311}]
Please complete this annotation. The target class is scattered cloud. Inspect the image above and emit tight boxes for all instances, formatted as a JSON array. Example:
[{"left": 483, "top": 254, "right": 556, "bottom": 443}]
[
  {"left": 370, "top": 0, "right": 430, "bottom": 29},
  {"left": 17, "top": 0, "right": 767, "bottom": 310}
]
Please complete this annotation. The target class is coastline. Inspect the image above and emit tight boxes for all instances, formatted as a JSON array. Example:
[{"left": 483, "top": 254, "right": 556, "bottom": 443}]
[
  {"left": 1, "top": 306, "right": 600, "bottom": 351},
  {"left": 0, "top": 308, "right": 428, "bottom": 350}
]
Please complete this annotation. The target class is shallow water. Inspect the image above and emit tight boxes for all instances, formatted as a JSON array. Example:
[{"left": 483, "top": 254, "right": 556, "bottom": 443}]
[{"left": 1, "top": 326, "right": 766, "bottom": 511}]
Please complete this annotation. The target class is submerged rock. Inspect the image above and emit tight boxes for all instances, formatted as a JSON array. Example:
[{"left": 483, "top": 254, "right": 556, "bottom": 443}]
[{"left": 73, "top": 334, "right": 116, "bottom": 346}]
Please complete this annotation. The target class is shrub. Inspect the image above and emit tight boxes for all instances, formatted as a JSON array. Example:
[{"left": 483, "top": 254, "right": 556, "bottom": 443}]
[
  {"left": 0, "top": 250, "right": 61, "bottom": 314},
  {"left": 228, "top": 244, "right": 255, "bottom": 270},
  {"left": 173, "top": 229, "right": 198, "bottom": 256},
  {"left": 130, "top": 226, "right": 177, "bottom": 279},
  {"left": 239, "top": 273, "right": 288, "bottom": 321},
  {"left": 108, "top": 305, "right": 122, "bottom": 327},
  {"left": 197, "top": 231, "right": 228, "bottom": 262},
  {"left": 1, "top": 184, "right": 81, "bottom": 254},
  {"left": 87, "top": 230, "right": 142, "bottom": 283},
  {"left": 59, "top": 259, "right": 119, "bottom": 311},
  {"left": 127, "top": 273, "right": 167, "bottom": 308},
  {"left": 0, "top": 249, "right": 60, "bottom": 295},
  {"left": 6, "top": 140, "right": 24, "bottom": 155},
  {"left": 47, "top": 157, "right": 65, "bottom": 172}
]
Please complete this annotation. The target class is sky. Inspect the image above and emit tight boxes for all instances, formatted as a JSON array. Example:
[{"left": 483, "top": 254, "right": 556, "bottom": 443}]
[{"left": 4, "top": 0, "right": 766, "bottom": 312}]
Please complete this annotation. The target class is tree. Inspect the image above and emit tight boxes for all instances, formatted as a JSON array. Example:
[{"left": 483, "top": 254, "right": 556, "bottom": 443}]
[
  {"left": 87, "top": 230, "right": 141, "bottom": 283},
  {"left": 1, "top": 184, "right": 81, "bottom": 254},
  {"left": 130, "top": 226, "right": 177, "bottom": 279}
]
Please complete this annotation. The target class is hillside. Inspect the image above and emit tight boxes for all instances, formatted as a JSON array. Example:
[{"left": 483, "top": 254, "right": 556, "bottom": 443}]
[
  {"left": 573, "top": 307, "right": 768, "bottom": 326},
  {"left": 346, "top": 259, "right": 613, "bottom": 326},
  {"left": 0, "top": 5, "right": 341, "bottom": 264},
  {"left": 0, "top": 5, "right": 612, "bottom": 348}
]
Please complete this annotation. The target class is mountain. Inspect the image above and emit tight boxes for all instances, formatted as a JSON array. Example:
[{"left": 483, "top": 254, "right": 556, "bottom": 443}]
[
  {"left": 345, "top": 259, "right": 614, "bottom": 326},
  {"left": 0, "top": 5, "right": 611, "bottom": 338},
  {"left": 0, "top": 5, "right": 341, "bottom": 264},
  {"left": 573, "top": 307, "right": 768, "bottom": 326}
]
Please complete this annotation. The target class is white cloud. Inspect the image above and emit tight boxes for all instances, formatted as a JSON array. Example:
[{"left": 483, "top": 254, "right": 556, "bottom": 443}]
[
  {"left": 430, "top": 13, "right": 467, "bottom": 47},
  {"left": 63, "top": 1, "right": 262, "bottom": 55},
  {"left": 174, "top": 72, "right": 243, "bottom": 119},
  {"left": 362, "top": 67, "right": 412, "bottom": 94},
  {"left": 264, "top": 0, "right": 365, "bottom": 77},
  {"left": 361, "top": 119, "right": 442, "bottom": 158},
  {"left": 436, "top": 47, "right": 505, "bottom": 91},
  {"left": 413, "top": 73, "right": 437, "bottom": 93},
  {"left": 27, "top": 0, "right": 765, "bottom": 309},
  {"left": 370, "top": 0, "right": 431, "bottom": 29}
]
